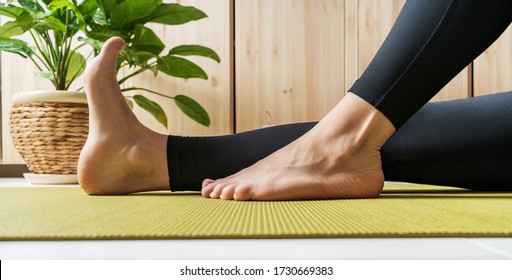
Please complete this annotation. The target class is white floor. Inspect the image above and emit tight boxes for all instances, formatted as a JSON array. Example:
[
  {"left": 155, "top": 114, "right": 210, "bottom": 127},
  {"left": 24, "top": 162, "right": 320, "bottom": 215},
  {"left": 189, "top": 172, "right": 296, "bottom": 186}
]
[{"left": 1, "top": 178, "right": 511, "bottom": 260}]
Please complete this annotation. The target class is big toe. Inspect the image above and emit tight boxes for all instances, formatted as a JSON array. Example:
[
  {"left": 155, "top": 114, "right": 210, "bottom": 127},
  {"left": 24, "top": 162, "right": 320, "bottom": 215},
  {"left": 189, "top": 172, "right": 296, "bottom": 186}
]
[
  {"left": 99, "top": 37, "right": 125, "bottom": 64},
  {"left": 85, "top": 37, "right": 125, "bottom": 81}
]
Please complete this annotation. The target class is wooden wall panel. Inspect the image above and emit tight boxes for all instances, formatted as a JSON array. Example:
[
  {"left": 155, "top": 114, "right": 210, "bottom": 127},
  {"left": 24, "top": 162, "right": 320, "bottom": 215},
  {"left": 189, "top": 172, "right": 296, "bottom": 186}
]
[
  {"left": 344, "top": 0, "right": 359, "bottom": 90},
  {"left": 1, "top": 0, "right": 232, "bottom": 163},
  {"left": 235, "top": 0, "right": 346, "bottom": 132},
  {"left": 473, "top": 25, "right": 512, "bottom": 97},
  {"left": 357, "top": 0, "right": 470, "bottom": 103}
]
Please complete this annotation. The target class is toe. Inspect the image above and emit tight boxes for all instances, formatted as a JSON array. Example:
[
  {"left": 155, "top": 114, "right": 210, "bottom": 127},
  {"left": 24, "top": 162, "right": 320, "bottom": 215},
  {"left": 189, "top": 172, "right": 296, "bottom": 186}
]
[
  {"left": 100, "top": 37, "right": 125, "bottom": 62},
  {"left": 220, "top": 185, "right": 236, "bottom": 200},
  {"left": 202, "top": 178, "right": 214, "bottom": 188},
  {"left": 84, "top": 37, "right": 125, "bottom": 91},
  {"left": 209, "top": 183, "right": 228, "bottom": 199},
  {"left": 233, "top": 185, "right": 253, "bottom": 201},
  {"left": 201, "top": 183, "right": 216, "bottom": 198}
]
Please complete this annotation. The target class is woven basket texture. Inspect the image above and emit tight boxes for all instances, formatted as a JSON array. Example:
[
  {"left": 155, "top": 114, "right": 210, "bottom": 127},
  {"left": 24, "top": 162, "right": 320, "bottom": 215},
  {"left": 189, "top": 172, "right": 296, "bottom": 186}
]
[{"left": 10, "top": 102, "right": 89, "bottom": 174}]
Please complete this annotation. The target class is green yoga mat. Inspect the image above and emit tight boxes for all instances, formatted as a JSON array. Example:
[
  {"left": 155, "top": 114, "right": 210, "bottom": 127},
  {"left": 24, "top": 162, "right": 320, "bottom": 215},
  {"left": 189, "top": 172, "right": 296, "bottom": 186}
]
[{"left": 1, "top": 184, "right": 511, "bottom": 240}]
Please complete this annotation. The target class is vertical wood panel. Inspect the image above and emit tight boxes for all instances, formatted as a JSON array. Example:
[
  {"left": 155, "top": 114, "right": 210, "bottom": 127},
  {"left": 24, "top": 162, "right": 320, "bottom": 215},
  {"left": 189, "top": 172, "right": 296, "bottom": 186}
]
[
  {"left": 235, "top": 0, "right": 345, "bottom": 132},
  {"left": 1, "top": 0, "right": 232, "bottom": 163},
  {"left": 344, "top": 0, "right": 359, "bottom": 89},
  {"left": 357, "top": 0, "right": 470, "bottom": 102},
  {"left": 473, "top": 25, "right": 512, "bottom": 96}
]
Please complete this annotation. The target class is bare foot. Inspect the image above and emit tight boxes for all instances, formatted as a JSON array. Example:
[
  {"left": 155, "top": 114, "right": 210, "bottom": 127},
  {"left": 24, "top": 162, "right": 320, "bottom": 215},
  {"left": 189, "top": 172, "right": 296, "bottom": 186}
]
[
  {"left": 201, "top": 93, "right": 396, "bottom": 201},
  {"left": 78, "top": 37, "right": 169, "bottom": 195}
]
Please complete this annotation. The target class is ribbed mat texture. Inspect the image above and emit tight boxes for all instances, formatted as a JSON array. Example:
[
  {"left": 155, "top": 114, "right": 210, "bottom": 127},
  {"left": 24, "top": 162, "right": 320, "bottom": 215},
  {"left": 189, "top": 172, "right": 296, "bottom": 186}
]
[{"left": 1, "top": 184, "right": 511, "bottom": 240}]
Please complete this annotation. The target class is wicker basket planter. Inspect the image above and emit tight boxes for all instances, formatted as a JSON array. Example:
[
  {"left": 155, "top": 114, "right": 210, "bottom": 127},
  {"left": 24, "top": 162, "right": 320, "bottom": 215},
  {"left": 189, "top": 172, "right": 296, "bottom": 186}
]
[{"left": 9, "top": 91, "right": 88, "bottom": 181}]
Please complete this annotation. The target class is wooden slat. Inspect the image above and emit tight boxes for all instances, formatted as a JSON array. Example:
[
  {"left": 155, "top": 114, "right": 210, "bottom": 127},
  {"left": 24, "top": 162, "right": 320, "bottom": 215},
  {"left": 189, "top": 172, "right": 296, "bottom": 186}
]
[
  {"left": 344, "top": 0, "right": 359, "bottom": 90},
  {"left": 473, "top": 25, "right": 512, "bottom": 97},
  {"left": 235, "top": 0, "right": 346, "bottom": 132}
]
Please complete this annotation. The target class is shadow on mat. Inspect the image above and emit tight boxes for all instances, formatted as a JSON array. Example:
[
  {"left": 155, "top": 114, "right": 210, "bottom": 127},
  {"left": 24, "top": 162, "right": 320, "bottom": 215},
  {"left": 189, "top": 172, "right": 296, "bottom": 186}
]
[{"left": 100, "top": 191, "right": 202, "bottom": 197}]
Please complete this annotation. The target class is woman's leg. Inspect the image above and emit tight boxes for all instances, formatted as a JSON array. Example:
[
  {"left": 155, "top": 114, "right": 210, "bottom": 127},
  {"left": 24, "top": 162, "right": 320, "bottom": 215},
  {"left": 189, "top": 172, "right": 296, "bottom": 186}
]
[
  {"left": 351, "top": 0, "right": 512, "bottom": 128},
  {"left": 201, "top": 0, "right": 512, "bottom": 200},
  {"left": 383, "top": 92, "right": 512, "bottom": 191}
]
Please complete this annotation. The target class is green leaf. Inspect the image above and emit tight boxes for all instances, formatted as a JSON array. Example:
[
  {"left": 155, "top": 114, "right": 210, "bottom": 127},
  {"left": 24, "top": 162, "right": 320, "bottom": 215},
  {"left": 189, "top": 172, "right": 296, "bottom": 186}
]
[
  {"left": 96, "top": 0, "right": 118, "bottom": 19},
  {"left": 78, "top": 0, "right": 98, "bottom": 18},
  {"left": 0, "top": 36, "right": 33, "bottom": 58},
  {"left": 157, "top": 55, "right": 208, "bottom": 79},
  {"left": 169, "top": 45, "right": 221, "bottom": 63},
  {"left": 127, "top": 50, "right": 160, "bottom": 66},
  {"left": 0, "top": 21, "right": 24, "bottom": 38},
  {"left": 78, "top": 36, "right": 103, "bottom": 51},
  {"left": 38, "top": 15, "right": 67, "bottom": 32},
  {"left": 65, "top": 51, "right": 86, "bottom": 88},
  {"left": 47, "top": 0, "right": 77, "bottom": 12},
  {"left": 110, "top": 0, "right": 161, "bottom": 29},
  {"left": 18, "top": 0, "right": 43, "bottom": 12},
  {"left": 0, "top": 5, "right": 26, "bottom": 18},
  {"left": 36, "top": 71, "right": 55, "bottom": 81},
  {"left": 92, "top": 8, "right": 107, "bottom": 24},
  {"left": 14, "top": 12, "right": 66, "bottom": 33},
  {"left": 132, "top": 25, "right": 164, "bottom": 55},
  {"left": 148, "top": 3, "right": 207, "bottom": 25},
  {"left": 86, "top": 29, "right": 129, "bottom": 42},
  {"left": 174, "top": 95, "right": 210, "bottom": 127},
  {"left": 15, "top": 11, "right": 40, "bottom": 32},
  {"left": 133, "top": 95, "right": 168, "bottom": 128},
  {"left": 47, "top": 2, "right": 86, "bottom": 31}
]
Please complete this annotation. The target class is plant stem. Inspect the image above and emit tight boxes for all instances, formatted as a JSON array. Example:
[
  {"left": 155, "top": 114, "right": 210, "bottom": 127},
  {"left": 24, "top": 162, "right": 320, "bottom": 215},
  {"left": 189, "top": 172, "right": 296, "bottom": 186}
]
[
  {"left": 117, "top": 62, "right": 157, "bottom": 85},
  {"left": 27, "top": 56, "right": 44, "bottom": 72},
  {"left": 41, "top": 32, "right": 58, "bottom": 71},
  {"left": 29, "top": 31, "right": 53, "bottom": 73},
  {"left": 58, "top": 10, "right": 71, "bottom": 90},
  {"left": 41, "top": 32, "right": 59, "bottom": 88},
  {"left": 121, "top": 87, "right": 175, "bottom": 100}
]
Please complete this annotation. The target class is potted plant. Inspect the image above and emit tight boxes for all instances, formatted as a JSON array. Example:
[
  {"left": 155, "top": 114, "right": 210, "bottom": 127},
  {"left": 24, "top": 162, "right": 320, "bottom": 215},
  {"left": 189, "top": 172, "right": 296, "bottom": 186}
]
[{"left": 0, "top": 0, "right": 219, "bottom": 182}]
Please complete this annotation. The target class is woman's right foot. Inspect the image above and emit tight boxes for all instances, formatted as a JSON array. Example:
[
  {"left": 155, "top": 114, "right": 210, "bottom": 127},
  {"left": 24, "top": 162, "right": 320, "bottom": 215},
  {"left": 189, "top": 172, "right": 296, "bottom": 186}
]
[
  {"left": 201, "top": 93, "right": 396, "bottom": 201},
  {"left": 78, "top": 37, "right": 170, "bottom": 195}
]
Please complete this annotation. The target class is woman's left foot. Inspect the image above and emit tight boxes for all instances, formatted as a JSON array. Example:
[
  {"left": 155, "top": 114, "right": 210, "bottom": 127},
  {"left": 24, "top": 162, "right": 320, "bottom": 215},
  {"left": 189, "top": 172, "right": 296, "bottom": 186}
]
[{"left": 78, "top": 37, "right": 170, "bottom": 195}]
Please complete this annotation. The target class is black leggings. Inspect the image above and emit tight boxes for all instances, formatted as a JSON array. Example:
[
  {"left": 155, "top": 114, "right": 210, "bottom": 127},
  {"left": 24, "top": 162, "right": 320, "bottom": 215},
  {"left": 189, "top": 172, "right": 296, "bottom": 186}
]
[{"left": 168, "top": 0, "right": 512, "bottom": 192}]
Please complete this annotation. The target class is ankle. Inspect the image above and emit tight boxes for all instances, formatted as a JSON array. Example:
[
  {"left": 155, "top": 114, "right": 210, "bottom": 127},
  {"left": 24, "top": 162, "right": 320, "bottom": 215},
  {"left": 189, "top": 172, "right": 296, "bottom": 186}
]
[{"left": 313, "top": 93, "right": 396, "bottom": 154}]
